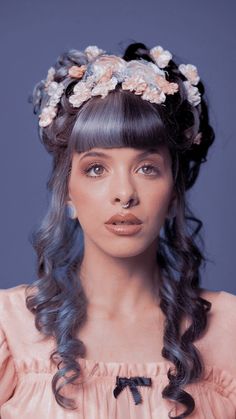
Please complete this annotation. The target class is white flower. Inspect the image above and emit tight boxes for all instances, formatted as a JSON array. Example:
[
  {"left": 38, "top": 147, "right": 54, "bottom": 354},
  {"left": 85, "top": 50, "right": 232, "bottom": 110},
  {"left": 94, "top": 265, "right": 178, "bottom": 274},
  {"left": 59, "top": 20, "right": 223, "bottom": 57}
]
[
  {"left": 69, "top": 81, "right": 92, "bottom": 107},
  {"left": 44, "top": 67, "right": 55, "bottom": 88},
  {"left": 192, "top": 132, "right": 202, "bottom": 145},
  {"left": 179, "top": 64, "right": 200, "bottom": 85},
  {"left": 84, "top": 45, "right": 106, "bottom": 62},
  {"left": 39, "top": 106, "right": 57, "bottom": 127},
  {"left": 125, "top": 60, "right": 165, "bottom": 89},
  {"left": 91, "top": 76, "right": 118, "bottom": 98},
  {"left": 183, "top": 81, "right": 201, "bottom": 106},
  {"left": 146, "top": 61, "right": 166, "bottom": 77},
  {"left": 47, "top": 81, "right": 65, "bottom": 106},
  {"left": 85, "top": 75, "right": 97, "bottom": 88},
  {"left": 91, "top": 55, "right": 127, "bottom": 83},
  {"left": 47, "top": 81, "right": 64, "bottom": 97},
  {"left": 150, "top": 46, "right": 172, "bottom": 68}
]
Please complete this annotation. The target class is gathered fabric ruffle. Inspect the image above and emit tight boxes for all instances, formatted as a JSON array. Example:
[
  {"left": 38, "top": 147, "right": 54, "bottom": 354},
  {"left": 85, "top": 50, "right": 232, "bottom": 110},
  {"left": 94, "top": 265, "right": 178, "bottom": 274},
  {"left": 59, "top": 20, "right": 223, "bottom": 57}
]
[
  {"left": 1, "top": 284, "right": 236, "bottom": 418},
  {"left": 0, "top": 355, "right": 234, "bottom": 419}
]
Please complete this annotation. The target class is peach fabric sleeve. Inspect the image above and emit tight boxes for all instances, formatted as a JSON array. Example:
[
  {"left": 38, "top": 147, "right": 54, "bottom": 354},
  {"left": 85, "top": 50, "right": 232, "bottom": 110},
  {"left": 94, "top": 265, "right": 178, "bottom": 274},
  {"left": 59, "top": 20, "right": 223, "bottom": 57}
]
[
  {"left": 0, "top": 327, "right": 17, "bottom": 408},
  {"left": 0, "top": 284, "right": 236, "bottom": 419}
]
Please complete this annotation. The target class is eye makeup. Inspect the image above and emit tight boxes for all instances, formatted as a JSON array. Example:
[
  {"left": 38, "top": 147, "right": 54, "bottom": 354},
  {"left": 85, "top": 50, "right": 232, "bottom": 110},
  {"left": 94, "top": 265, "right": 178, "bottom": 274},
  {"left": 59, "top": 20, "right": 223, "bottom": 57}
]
[{"left": 81, "top": 161, "right": 162, "bottom": 179}]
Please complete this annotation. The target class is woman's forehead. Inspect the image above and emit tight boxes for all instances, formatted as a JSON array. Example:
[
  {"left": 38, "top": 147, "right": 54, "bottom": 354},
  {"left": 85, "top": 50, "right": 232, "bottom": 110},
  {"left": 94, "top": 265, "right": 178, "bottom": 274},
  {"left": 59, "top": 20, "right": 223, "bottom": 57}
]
[
  {"left": 80, "top": 145, "right": 166, "bottom": 157},
  {"left": 72, "top": 145, "right": 172, "bottom": 167}
]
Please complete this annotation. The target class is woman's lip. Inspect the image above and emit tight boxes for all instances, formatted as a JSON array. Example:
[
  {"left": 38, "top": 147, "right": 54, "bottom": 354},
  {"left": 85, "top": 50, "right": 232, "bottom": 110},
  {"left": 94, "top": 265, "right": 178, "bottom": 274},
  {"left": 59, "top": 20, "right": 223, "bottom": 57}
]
[
  {"left": 104, "top": 223, "right": 143, "bottom": 236},
  {"left": 105, "top": 213, "right": 142, "bottom": 224}
]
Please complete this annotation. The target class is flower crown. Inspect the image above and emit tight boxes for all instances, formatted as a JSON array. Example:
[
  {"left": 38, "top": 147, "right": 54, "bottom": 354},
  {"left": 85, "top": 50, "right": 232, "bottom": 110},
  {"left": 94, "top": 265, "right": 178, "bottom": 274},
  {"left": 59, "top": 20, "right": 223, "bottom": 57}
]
[{"left": 38, "top": 45, "right": 202, "bottom": 145}]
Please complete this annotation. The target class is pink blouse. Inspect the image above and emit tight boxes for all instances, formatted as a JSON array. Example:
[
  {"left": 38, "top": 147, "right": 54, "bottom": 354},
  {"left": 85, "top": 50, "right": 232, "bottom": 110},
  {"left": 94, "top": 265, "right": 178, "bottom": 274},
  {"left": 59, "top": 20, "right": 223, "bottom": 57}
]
[{"left": 0, "top": 284, "right": 236, "bottom": 418}]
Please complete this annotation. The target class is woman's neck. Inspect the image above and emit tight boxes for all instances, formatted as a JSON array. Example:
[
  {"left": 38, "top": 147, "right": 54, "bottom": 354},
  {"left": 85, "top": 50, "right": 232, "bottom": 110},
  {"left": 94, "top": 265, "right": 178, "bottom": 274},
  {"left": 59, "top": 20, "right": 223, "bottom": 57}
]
[{"left": 78, "top": 237, "right": 161, "bottom": 320}]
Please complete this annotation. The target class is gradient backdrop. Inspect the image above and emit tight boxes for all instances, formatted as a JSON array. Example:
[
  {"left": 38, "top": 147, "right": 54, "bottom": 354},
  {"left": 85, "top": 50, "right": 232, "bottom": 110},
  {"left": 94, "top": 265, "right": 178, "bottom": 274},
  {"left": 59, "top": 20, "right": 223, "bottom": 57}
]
[{"left": 0, "top": 0, "right": 235, "bottom": 293}]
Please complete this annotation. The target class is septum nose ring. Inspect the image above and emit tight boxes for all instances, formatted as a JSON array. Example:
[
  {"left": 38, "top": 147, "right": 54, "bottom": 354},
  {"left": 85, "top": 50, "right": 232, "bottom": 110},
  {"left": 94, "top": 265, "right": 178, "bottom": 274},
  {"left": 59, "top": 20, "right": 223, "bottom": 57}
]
[
  {"left": 122, "top": 202, "right": 130, "bottom": 208},
  {"left": 121, "top": 199, "right": 132, "bottom": 209}
]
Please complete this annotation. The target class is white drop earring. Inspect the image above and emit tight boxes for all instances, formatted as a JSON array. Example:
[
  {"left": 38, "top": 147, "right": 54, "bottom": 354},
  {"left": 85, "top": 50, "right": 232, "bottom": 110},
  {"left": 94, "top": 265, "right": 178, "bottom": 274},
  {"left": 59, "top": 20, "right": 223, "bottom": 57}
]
[{"left": 66, "top": 202, "right": 77, "bottom": 219}]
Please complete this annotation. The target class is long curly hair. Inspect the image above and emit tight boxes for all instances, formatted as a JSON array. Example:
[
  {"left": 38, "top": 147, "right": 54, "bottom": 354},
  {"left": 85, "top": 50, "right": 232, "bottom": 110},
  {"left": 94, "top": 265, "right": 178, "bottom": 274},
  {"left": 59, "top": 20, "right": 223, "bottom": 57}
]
[{"left": 26, "top": 41, "right": 215, "bottom": 418}]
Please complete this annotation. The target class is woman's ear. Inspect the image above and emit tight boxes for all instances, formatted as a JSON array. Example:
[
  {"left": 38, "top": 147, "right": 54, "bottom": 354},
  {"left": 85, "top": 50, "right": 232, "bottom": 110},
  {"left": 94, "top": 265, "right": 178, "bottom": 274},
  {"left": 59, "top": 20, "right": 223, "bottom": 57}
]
[
  {"left": 66, "top": 192, "right": 77, "bottom": 219},
  {"left": 66, "top": 186, "right": 74, "bottom": 205}
]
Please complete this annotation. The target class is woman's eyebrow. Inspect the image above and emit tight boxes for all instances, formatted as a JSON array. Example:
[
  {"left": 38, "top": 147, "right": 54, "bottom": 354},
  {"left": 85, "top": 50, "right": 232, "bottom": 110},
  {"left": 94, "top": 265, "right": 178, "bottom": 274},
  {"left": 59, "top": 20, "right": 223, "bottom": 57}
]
[{"left": 79, "top": 148, "right": 163, "bottom": 161}]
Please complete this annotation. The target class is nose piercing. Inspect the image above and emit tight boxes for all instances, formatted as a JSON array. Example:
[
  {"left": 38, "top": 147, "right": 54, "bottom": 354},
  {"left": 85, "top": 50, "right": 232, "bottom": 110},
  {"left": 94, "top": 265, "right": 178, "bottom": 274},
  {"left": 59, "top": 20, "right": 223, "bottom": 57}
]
[{"left": 121, "top": 201, "right": 131, "bottom": 208}]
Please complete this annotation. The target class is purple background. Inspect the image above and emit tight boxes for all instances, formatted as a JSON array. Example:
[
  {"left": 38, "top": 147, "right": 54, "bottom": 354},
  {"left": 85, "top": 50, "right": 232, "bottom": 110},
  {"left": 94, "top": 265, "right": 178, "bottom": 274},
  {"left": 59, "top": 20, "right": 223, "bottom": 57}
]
[{"left": 0, "top": 0, "right": 235, "bottom": 293}]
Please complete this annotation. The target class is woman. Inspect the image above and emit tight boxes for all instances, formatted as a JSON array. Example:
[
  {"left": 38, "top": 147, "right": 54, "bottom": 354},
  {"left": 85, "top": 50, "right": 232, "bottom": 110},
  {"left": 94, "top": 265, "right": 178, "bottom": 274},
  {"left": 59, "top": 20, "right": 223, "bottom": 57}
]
[{"left": 0, "top": 42, "right": 236, "bottom": 419}]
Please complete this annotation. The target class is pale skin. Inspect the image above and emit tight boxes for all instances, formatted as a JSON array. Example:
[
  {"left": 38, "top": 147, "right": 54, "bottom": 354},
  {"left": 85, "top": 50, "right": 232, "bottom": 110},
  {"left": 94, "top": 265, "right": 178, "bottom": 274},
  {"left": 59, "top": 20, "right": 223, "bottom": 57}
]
[{"left": 67, "top": 146, "right": 212, "bottom": 363}]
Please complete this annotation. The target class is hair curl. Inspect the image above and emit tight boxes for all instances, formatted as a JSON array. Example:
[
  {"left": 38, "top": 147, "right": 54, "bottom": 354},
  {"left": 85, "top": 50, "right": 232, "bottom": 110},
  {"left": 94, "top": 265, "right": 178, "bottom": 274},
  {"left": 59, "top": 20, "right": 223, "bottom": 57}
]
[{"left": 26, "top": 41, "right": 215, "bottom": 418}]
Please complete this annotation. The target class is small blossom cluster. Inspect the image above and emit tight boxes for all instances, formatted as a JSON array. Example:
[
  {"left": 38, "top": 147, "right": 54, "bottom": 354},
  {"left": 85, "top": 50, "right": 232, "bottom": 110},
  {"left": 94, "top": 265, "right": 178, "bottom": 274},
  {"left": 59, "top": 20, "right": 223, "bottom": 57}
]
[
  {"left": 39, "top": 46, "right": 105, "bottom": 128},
  {"left": 178, "top": 63, "right": 201, "bottom": 106},
  {"left": 38, "top": 44, "right": 202, "bottom": 145},
  {"left": 39, "top": 74, "right": 65, "bottom": 128}
]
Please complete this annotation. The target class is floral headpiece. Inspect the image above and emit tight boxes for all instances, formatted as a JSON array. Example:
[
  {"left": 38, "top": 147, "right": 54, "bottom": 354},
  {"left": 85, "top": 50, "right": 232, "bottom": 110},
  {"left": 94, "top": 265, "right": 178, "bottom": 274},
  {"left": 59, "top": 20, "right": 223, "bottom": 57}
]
[{"left": 38, "top": 45, "right": 202, "bottom": 145}]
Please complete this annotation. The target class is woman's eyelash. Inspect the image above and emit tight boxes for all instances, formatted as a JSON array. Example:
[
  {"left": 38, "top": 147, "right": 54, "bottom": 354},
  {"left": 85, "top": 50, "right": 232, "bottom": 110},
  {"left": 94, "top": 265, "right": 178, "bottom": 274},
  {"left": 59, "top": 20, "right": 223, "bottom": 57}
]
[{"left": 83, "top": 162, "right": 160, "bottom": 177}]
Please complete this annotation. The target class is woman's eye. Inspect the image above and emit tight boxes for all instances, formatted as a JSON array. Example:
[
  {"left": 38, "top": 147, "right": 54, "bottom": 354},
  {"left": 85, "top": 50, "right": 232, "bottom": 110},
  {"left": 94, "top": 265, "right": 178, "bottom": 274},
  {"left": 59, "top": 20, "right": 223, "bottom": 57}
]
[
  {"left": 84, "top": 163, "right": 105, "bottom": 177},
  {"left": 83, "top": 163, "right": 160, "bottom": 178},
  {"left": 139, "top": 164, "right": 159, "bottom": 175}
]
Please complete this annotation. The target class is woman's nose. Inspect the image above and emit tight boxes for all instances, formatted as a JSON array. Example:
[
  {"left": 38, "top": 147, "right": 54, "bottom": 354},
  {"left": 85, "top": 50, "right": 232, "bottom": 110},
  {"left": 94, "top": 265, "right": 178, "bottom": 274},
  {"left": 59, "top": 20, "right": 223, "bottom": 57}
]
[{"left": 110, "top": 171, "right": 139, "bottom": 206}]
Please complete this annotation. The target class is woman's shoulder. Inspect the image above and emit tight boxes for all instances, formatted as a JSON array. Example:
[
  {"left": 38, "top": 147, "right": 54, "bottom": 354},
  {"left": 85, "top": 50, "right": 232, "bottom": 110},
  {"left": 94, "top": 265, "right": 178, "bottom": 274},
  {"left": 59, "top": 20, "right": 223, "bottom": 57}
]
[
  {"left": 0, "top": 283, "right": 29, "bottom": 295},
  {"left": 201, "top": 287, "right": 236, "bottom": 313},
  {"left": 0, "top": 283, "right": 29, "bottom": 307},
  {"left": 196, "top": 287, "right": 236, "bottom": 375},
  {"left": 0, "top": 283, "right": 35, "bottom": 329},
  {"left": 200, "top": 287, "right": 236, "bottom": 329},
  {"left": 0, "top": 283, "right": 55, "bottom": 372}
]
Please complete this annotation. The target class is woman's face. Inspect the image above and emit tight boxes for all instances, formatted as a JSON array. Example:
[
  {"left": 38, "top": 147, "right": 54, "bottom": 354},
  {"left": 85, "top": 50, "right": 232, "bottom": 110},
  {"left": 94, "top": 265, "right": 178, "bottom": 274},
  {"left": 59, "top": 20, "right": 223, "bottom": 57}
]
[{"left": 68, "top": 146, "right": 175, "bottom": 257}]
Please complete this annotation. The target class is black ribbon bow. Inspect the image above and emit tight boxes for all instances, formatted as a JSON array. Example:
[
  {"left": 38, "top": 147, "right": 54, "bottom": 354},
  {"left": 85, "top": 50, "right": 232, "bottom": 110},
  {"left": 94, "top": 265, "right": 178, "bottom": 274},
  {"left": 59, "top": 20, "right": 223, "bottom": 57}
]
[{"left": 113, "top": 376, "right": 152, "bottom": 405}]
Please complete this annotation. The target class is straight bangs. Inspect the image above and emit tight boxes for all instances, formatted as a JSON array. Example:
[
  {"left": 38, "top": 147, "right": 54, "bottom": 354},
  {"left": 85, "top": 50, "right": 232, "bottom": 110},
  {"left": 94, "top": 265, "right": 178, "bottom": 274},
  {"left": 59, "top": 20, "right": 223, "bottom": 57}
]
[{"left": 69, "top": 88, "right": 171, "bottom": 154}]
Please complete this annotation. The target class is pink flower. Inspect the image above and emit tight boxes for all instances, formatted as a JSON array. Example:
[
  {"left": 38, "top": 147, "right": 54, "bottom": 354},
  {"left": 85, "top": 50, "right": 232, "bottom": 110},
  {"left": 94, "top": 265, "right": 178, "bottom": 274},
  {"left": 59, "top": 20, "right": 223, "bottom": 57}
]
[
  {"left": 68, "top": 65, "right": 87, "bottom": 79},
  {"left": 97, "top": 67, "right": 113, "bottom": 83},
  {"left": 122, "top": 75, "right": 148, "bottom": 94},
  {"left": 155, "top": 75, "right": 179, "bottom": 94},
  {"left": 69, "top": 81, "right": 92, "bottom": 107},
  {"left": 141, "top": 87, "right": 166, "bottom": 104}
]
